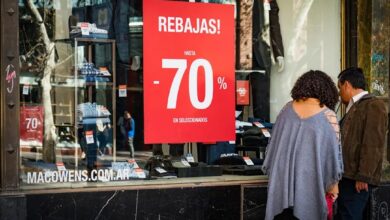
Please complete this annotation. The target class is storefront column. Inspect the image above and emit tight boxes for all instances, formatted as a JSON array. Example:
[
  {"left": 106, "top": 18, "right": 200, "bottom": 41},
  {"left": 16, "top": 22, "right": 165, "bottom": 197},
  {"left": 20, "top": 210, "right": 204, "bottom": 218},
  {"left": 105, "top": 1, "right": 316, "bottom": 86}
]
[
  {"left": 1, "top": 0, "right": 20, "bottom": 190},
  {"left": 343, "top": 0, "right": 358, "bottom": 68}
]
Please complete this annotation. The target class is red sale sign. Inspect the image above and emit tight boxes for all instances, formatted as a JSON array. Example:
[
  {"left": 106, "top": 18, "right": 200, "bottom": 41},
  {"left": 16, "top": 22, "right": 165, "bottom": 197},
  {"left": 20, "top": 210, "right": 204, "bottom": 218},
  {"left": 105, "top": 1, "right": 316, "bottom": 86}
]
[
  {"left": 236, "top": 80, "right": 250, "bottom": 105},
  {"left": 20, "top": 105, "right": 44, "bottom": 145},
  {"left": 143, "top": 1, "right": 235, "bottom": 143}
]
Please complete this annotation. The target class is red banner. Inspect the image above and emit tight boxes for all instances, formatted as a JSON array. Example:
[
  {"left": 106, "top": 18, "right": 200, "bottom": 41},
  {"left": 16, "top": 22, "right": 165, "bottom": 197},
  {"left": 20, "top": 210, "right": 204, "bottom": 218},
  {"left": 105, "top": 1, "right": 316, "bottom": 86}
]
[
  {"left": 20, "top": 105, "right": 44, "bottom": 145},
  {"left": 143, "top": 0, "right": 235, "bottom": 143},
  {"left": 236, "top": 80, "right": 250, "bottom": 105}
]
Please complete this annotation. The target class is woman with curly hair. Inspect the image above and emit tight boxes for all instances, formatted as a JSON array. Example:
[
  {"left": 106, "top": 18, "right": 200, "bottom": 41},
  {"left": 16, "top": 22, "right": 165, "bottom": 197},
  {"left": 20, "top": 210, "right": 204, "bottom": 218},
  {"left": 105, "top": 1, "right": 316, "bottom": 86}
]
[{"left": 262, "top": 70, "right": 343, "bottom": 220}]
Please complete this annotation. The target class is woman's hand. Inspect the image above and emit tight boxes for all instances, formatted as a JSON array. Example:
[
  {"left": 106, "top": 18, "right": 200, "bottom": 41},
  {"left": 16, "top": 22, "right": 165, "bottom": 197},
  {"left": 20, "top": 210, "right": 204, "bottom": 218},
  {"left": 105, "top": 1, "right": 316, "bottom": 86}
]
[
  {"left": 326, "top": 182, "right": 339, "bottom": 202},
  {"left": 330, "top": 192, "right": 338, "bottom": 202}
]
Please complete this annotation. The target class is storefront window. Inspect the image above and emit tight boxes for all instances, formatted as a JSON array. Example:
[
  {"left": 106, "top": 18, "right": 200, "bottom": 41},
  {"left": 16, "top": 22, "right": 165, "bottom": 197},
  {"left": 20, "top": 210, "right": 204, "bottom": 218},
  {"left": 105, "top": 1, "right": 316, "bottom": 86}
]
[{"left": 18, "top": 0, "right": 341, "bottom": 188}]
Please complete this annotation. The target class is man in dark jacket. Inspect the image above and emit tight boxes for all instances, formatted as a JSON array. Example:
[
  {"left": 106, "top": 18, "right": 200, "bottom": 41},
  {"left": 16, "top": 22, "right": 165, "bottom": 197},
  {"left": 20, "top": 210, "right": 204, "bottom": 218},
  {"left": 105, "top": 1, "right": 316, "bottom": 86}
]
[{"left": 336, "top": 67, "right": 388, "bottom": 220}]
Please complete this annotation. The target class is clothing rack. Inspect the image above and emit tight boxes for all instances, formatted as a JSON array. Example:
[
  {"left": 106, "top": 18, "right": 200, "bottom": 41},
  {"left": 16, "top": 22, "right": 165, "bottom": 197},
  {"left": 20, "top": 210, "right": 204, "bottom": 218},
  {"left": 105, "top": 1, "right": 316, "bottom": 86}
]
[{"left": 235, "top": 69, "right": 266, "bottom": 74}]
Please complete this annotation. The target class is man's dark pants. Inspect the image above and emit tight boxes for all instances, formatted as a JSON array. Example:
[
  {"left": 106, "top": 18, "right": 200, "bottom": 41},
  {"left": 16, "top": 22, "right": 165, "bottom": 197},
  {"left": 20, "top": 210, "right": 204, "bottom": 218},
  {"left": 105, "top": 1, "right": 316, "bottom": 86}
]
[{"left": 335, "top": 177, "right": 370, "bottom": 220}]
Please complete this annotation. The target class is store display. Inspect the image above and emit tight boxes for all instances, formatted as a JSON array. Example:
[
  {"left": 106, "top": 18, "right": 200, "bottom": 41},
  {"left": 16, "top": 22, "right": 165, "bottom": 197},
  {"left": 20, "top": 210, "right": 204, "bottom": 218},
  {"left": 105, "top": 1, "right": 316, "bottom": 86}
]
[
  {"left": 79, "top": 62, "right": 111, "bottom": 82},
  {"left": 145, "top": 155, "right": 177, "bottom": 179},
  {"left": 145, "top": 155, "right": 223, "bottom": 178},
  {"left": 71, "top": 38, "right": 116, "bottom": 175},
  {"left": 111, "top": 161, "right": 147, "bottom": 180},
  {"left": 174, "top": 163, "right": 223, "bottom": 178},
  {"left": 77, "top": 102, "right": 111, "bottom": 124},
  {"left": 241, "top": 126, "right": 269, "bottom": 147},
  {"left": 251, "top": 0, "right": 284, "bottom": 121},
  {"left": 214, "top": 154, "right": 264, "bottom": 175},
  {"left": 70, "top": 22, "right": 109, "bottom": 39},
  {"left": 206, "top": 142, "right": 236, "bottom": 165}
]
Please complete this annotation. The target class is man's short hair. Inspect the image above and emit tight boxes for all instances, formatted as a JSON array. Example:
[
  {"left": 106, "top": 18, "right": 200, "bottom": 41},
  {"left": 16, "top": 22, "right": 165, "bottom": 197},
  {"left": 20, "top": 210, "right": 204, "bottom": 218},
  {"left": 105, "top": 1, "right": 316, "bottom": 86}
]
[{"left": 338, "top": 67, "right": 366, "bottom": 90}]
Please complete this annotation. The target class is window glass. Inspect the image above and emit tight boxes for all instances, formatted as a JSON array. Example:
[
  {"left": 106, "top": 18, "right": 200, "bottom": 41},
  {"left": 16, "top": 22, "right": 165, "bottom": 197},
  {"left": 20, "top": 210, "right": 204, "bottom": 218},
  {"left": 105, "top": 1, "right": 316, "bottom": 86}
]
[
  {"left": 270, "top": 1, "right": 341, "bottom": 121},
  {"left": 18, "top": 0, "right": 341, "bottom": 188}
]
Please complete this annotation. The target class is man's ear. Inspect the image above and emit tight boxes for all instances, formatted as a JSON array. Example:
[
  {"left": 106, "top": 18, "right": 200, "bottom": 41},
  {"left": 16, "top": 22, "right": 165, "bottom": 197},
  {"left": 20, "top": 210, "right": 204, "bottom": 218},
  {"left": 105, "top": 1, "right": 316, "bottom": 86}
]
[{"left": 343, "top": 81, "right": 351, "bottom": 90}]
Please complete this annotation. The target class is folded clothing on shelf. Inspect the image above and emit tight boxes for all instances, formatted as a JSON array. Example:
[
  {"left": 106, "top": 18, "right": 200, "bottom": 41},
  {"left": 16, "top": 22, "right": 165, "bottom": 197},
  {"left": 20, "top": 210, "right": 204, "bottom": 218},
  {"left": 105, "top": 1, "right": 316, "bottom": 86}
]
[
  {"left": 89, "top": 23, "right": 108, "bottom": 39},
  {"left": 79, "top": 63, "right": 111, "bottom": 82},
  {"left": 83, "top": 75, "right": 110, "bottom": 82},
  {"left": 214, "top": 155, "right": 264, "bottom": 175},
  {"left": 70, "top": 22, "right": 108, "bottom": 39},
  {"left": 77, "top": 103, "right": 111, "bottom": 124},
  {"left": 80, "top": 63, "right": 100, "bottom": 75}
]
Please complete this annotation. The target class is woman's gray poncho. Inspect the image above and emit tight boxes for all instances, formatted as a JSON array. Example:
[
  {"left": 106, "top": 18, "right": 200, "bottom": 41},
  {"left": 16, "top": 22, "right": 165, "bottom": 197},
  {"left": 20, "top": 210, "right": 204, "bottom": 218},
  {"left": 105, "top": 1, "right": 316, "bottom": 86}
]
[{"left": 262, "top": 102, "right": 343, "bottom": 220}]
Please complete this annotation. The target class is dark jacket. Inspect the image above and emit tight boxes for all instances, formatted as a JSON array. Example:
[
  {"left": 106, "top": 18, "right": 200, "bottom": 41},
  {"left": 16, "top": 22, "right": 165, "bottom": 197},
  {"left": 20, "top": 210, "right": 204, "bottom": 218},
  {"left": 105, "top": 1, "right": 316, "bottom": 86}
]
[
  {"left": 252, "top": 0, "right": 284, "bottom": 69},
  {"left": 340, "top": 94, "right": 388, "bottom": 186}
]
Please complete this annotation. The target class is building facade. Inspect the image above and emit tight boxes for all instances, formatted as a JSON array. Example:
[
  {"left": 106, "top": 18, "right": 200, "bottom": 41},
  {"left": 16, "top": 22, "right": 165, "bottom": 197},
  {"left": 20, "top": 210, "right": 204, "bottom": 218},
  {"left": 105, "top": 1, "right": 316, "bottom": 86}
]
[{"left": 0, "top": 0, "right": 389, "bottom": 219}]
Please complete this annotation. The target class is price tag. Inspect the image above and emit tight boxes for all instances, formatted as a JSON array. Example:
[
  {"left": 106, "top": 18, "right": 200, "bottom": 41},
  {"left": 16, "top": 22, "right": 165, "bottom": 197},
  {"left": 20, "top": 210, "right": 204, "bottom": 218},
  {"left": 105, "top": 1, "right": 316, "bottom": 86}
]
[
  {"left": 236, "top": 80, "right": 249, "bottom": 105},
  {"left": 78, "top": 22, "right": 90, "bottom": 36},
  {"left": 128, "top": 159, "right": 139, "bottom": 168},
  {"left": 181, "top": 159, "right": 191, "bottom": 167},
  {"left": 99, "top": 67, "right": 111, "bottom": 76},
  {"left": 186, "top": 153, "right": 195, "bottom": 163},
  {"left": 143, "top": 1, "right": 235, "bottom": 143},
  {"left": 155, "top": 167, "right": 167, "bottom": 174},
  {"left": 119, "top": 85, "right": 127, "bottom": 97},
  {"left": 23, "top": 84, "right": 30, "bottom": 95},
  {"left": 261, "top": 128, "right": 271, "bottom": 138},
  {"left": 243, "top": 156, "right": 254, "bottom": 166},
  {"left": 135, "top": 168, "right": 146, "bottom": 178},
  {"left": 253, "top": 122, "right": 265, "bottom": 128},
  {"left": 85, "top": 130, "right": 94, "bottom": 144},
  {"left": 56, "top": 162, "right": 67, "bottom": 171}
]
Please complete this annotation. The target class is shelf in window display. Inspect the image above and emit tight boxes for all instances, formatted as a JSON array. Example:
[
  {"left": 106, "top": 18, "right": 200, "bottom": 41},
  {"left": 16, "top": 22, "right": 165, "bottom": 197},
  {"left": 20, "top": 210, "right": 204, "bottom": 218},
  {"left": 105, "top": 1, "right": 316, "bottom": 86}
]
[
  {"left": 50, "top": 80, "right": 113, "bottom": 87},
  {"left": 55, "top": 38, "right": 115, "bottom": 44},
  {"left": 52, "top": 103, "right": 71, "bottom": 107},
  {"left": 81, "top": 75, "right": 111, "bottom": 83},
  {"left": 53, "top": 114, "right": 73, "bottom": 117}
]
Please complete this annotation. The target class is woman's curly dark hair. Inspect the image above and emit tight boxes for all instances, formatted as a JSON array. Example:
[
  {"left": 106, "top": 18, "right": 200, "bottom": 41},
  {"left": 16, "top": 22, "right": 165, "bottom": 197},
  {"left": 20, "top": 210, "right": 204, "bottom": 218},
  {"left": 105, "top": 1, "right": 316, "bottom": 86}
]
[{"left": 291, "top": 70, "right": 339, "bottom": 110}]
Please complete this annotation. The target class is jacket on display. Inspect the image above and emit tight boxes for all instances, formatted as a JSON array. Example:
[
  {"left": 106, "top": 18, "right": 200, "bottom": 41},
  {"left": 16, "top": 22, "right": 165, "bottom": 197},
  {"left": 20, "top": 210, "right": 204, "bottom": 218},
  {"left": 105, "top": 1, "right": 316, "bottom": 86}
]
[{"left": 252, "top": 0, "right": 284, "bottom": 69}]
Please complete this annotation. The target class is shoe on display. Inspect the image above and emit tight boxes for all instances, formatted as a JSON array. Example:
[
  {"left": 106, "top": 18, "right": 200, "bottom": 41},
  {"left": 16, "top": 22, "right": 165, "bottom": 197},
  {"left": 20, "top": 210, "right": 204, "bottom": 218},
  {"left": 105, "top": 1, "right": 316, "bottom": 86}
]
[{"left": 145, "top": 155, "right": 177, "bottom": 179}]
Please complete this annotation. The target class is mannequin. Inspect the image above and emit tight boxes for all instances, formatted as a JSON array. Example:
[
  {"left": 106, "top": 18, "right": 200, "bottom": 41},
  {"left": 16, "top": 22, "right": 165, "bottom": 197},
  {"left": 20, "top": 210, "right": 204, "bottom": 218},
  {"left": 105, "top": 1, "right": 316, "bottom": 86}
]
[{"left": 251, "top": 0, "right": 284, "bottom": 122}]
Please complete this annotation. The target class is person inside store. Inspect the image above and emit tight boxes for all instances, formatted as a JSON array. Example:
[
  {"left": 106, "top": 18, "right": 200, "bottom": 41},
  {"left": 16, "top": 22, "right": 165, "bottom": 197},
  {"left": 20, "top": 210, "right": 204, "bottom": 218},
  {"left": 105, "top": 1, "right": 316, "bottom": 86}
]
[
  {"left": 82, "top": 123, "right": 98, "bottom": 180},
  {"left": 335, "top": 67, "right": 388, "bottom": 220},
  {"left": 96, "top": 119, "right": 109, "bottom": 156},
  {"left": 262, "top": 70, "right": 343, "bottom": 220},
  {"left": 118, "top": 111, "right": 135, "bottom": 158}
]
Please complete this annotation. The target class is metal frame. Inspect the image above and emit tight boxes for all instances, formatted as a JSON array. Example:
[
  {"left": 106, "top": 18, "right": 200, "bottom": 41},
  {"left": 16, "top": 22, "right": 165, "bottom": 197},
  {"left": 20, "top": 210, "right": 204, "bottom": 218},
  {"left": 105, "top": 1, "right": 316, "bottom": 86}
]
[
  {"left": 343, "top": 0, "right": 358, "bottom": 68},
  {"left": 1, "top": 0, "right": 20, "bottom": 190}
]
